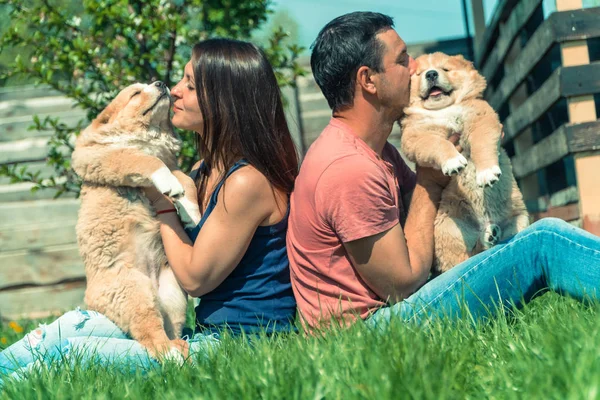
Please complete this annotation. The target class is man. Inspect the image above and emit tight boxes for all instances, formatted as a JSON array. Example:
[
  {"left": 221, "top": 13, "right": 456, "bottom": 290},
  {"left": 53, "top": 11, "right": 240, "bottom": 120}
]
[
  {"left": 287, "top": 12, "right": 449, "bottom": 329},
  {"left": 287, "top": 11, "right": 600, "bottom": 332}
]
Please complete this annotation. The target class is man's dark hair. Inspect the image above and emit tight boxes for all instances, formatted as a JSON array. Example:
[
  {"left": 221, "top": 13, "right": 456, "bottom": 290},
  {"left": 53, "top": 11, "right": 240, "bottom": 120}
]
[{"left": 310, "top": 12, "right": 394, "bottom": 112}]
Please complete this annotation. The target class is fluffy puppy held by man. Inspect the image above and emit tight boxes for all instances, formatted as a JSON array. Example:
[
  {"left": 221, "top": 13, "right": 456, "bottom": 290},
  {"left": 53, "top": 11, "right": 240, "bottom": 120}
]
[
  {"left": 72, "top": 81, "right": 201, "bottom": 361},
  {"left": 400, "top": 52, "right": 529, "bottom": 274}
]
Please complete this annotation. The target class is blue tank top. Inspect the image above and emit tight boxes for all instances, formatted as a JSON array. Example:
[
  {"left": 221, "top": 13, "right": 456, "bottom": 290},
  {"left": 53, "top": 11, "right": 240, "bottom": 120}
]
[{"left": 185, "top": 160, "right": 296, "bottom": 335}]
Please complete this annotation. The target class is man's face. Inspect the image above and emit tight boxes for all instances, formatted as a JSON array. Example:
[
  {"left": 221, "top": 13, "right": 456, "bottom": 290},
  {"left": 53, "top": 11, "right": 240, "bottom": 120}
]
[{"left": 371, "top": 29, "right": 416, "bottom": 120}]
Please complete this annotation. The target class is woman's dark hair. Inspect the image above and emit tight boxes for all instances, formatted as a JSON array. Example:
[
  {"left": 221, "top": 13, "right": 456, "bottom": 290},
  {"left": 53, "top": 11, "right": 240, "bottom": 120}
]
[
  {"left": 191, "top": 38, "right": 299, "bottom": 204},
  {"left": 310, "top": 12, "right": 394, "bottom": 112}
]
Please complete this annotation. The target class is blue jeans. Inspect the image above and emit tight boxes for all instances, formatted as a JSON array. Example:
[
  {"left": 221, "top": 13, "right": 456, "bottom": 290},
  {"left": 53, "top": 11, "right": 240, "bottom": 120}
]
[
  {"left": 368, "top": 218, "right": 600, "bottom": 327},
  {"left": 0, "top": 308, "right": 219, "bottom": 387}
]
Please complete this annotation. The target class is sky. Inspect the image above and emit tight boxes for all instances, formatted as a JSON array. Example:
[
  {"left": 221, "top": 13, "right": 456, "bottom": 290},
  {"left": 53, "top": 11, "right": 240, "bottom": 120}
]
[{"left": 272, "top": 0, "right": 500, "bottom": 49}]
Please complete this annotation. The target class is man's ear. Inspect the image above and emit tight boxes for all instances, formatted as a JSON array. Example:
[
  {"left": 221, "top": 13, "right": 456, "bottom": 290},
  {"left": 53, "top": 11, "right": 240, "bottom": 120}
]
[{"left": 356, "top": 65, "right": 377, "bottom": 95}]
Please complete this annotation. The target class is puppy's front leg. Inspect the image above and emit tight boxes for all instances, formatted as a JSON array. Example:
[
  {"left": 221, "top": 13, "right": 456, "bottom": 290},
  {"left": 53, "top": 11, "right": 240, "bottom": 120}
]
[
  {"left": 466, "top": 105, "right": 503, "bottom": 187},
  {"left": 72, "top": 146, "right": 184, "bottom": 197},
  {"left": 171, "top": 170, "right": 202, "bottom": 229},
  {"left": 402, "top": 126, "right": 467, "bottom": 175}
]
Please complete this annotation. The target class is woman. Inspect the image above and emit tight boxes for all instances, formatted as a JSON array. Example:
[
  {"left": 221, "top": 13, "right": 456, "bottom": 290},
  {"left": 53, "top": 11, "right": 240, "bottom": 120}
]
[{"left": 0, "top": 38, "right": 299, "bottom": 382}]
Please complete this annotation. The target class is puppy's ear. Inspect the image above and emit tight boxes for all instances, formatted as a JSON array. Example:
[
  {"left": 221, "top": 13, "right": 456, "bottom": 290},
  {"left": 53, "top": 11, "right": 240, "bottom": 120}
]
[
  {"left": 453, "top": 54, "right": 475, "bottom": 70},
  {"left": 93, "top": 103, "right": 115, "bottom": 128}
]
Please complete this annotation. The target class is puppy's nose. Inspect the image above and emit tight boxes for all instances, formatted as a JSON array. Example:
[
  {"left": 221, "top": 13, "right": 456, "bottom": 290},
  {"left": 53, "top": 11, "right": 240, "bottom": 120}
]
[
  {"left": 154, "top": 81, "right": 166, "bottom": 89},
  {"left": 425, "top": 70, "right": 438, "bottom": 82}
]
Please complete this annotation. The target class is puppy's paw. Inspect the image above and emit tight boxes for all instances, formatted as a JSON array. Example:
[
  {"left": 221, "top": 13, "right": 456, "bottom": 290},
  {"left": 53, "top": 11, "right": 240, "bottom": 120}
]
[
  {"left": 174, "top": 196, "right": 202, "bottom": 229},
  {"left": 476, "top": 165, "right": 502, "bottom": 187},
  {"left": 160, "top": 347, "right": 186, "bottom": 366},
  {"left": 441, "top": 154, "right": 468, "bottom": 176},
  {"left": 481, "top": 223, "right": 502, "bottom": 249},
  {"left": 151, "top": 167, "right": 185, "bottom": 197}
]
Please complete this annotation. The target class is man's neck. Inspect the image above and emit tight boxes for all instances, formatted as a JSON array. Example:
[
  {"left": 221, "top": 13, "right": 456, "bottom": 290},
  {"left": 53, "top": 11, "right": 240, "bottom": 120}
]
[{"left": 333, "top": 109, "right": 395, "bottom": 156}]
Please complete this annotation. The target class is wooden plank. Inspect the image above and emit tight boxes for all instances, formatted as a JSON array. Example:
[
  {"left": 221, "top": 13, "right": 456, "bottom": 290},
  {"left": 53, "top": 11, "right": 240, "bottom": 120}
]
[
  {"left": 501, "top": 64, "right": 600, "bottom": 143},
  {"left": 0, "top": 182, "right": 77, "bottom": 203},
  {"left": 511, "top": 125, "right": 569, "bottom": 179},
  {"left": 503, "top": 32, "right": 541, "bottom": 203},
  {"left": 526, "top": 185, "right": 579, "bottom": 213},
  {"left": 489, "top": 19, "right": 554, "bottom": 109},
  {"left": 502, "top": 68, "right": 561, "bottom": 143},
  {"left": 0, "top": 198, "right": 80, "bottom": 228},
  {"left": 0, "top": 96, "right": 80, "bottom": 119},
  {"left": 0, "top": 219, "right": 78, "bottom": 252},
  {"left": 566, "top": 120, "right": 600, "bottom": 152},
  {"left": 0, "top": 161, "right": 54, "bottom": 185},
  {"left": 475, "top": 0, "right": 520, "bottom": 66},
  {"left": 470, "top": 0, "right": 486, "bottom": 50},
  {"left": 0, "top": 281, "right": 86, "bottom": 320},
  {"left": 0, "top": 112, "right": 87, "bottom": 142},
  {"left": 510, "top": 120, "right": 600, "bottom": 179},
  {"left": 481, "top": 0, "right": 542, "bottom": 80},
  {"left": 552, "top": 7, "right": 600, "bottom": 41},
  {"left": 488, "top": 8, "right": 600, "bottom": 110},
  {"left": 560, "top": 63, "right": 600, "bottom": 97},
  {"left": 0, "top": 137, "right": 49, "bottom": 165},
  {"left": 531, "top": 203, "right": 580, "bottom": 221},
  {"left": 0, "top": 85, "right": 61, "bottom": 102},
  {"left": 0, "top": 244, "right": 84, "bottom": 290}
]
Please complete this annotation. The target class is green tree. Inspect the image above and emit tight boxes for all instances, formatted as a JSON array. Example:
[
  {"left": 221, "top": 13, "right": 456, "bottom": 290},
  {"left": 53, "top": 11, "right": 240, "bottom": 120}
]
[{"left": 0, "top": 0, "right": 305, "bottom": 197}]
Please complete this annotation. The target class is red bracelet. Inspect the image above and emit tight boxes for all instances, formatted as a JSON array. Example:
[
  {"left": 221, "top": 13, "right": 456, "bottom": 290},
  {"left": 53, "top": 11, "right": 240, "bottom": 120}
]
[{"left": 156, "top": 208, "right": 177, "bottom": 215}]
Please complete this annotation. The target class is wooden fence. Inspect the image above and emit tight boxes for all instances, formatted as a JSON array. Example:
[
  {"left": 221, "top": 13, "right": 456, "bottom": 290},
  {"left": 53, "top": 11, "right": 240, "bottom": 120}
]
[
  {"left": 475, "top": 0, "right": 600, "bottom": 234},
  {"left": 0, "top": 86, "right": 86, "bottom": 320}
]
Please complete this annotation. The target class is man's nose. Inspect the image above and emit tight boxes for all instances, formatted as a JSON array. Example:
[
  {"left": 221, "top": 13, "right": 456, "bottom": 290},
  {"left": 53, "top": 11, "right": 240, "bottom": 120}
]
[{"left": 425, "top": 70, "right": 438, "bottom": 81}]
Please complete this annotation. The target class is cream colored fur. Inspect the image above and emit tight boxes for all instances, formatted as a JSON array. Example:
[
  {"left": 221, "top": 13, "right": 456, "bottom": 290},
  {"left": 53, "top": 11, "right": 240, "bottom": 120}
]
[
  {"left": 400, "top": 52, "right": 530, "bottom": 274},
  {"left": 72, "top": 82, "right": 201, "bottom": 360}
]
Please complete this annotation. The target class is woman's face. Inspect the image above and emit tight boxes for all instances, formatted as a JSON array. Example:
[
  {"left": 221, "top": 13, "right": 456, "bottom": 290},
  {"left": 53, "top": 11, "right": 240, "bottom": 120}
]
[{"left": 170, "top": 61, "right": 203, "bottom": 132}]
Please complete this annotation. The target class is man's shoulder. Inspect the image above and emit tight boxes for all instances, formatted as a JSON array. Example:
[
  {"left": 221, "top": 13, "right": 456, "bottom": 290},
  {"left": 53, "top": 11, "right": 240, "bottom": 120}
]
[{"left": 304, "top": 122, "right": 376, "bottom": 169}]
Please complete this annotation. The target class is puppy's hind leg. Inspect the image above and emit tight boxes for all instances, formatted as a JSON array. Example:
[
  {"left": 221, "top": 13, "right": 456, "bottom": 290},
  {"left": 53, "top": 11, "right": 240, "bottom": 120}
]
[
  {"left": 434, "top": 213, "right": 479, "bottom": 274},
  {"left": 157, "top": 264, "right": 188, "bottom": 340},
  {"left": 91, "top": 268, "right": 186, "bottom": 363}
]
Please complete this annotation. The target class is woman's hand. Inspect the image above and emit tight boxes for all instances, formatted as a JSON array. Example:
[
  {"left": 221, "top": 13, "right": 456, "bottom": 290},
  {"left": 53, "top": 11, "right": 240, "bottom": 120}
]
[{"left": 143, "top": 186, "right": 175, "bottom": 212}]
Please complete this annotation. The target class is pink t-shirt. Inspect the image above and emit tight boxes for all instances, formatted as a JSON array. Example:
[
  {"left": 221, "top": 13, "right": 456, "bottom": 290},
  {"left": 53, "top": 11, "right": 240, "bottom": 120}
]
[{"left": 287, "top": 118, "right": 417, "bottom": 330}]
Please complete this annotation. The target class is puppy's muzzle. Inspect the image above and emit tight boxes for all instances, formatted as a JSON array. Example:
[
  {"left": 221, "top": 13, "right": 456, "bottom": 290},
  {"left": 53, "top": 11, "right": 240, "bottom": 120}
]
[
  {"left": 425, "top": 70, "right": 438, "bottom": 83},
  {"left": 154, "top": 81, "right": 168, "bottom": 95}
]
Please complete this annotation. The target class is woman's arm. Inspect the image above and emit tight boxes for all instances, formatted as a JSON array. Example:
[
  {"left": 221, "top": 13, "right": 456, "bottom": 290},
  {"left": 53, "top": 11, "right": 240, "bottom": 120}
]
[{"left": 147, "top": 167, "right": 277, "bottom": 297}]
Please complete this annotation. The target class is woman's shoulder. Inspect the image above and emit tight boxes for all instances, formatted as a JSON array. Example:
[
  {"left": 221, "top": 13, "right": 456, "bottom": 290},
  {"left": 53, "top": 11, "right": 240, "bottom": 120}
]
[
  {"left": 224, "top": 164, "right": 272, "bottom": 201},
  {"left": 219, "top": 164, "right": 287, "bottom": 225}
]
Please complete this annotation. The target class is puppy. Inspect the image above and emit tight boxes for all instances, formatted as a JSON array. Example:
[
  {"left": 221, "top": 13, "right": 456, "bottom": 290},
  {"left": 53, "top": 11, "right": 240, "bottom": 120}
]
[
  {"left": 400, "top": 52, "right": 529, "bottom": 274},
  {"left": 72, "top": 81, "right": 201, "bottom": 361}
]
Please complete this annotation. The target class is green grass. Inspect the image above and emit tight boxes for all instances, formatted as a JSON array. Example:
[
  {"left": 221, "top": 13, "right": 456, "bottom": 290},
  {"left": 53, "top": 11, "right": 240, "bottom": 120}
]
[{"left": 2, "top": 293, "right": 600, "bottom": 399}]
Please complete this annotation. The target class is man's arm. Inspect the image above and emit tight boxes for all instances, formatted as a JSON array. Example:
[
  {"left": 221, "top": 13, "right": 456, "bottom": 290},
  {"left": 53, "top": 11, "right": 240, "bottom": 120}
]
[{"left": 343, "top": 167, "right": 446, "bottom": 303}]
